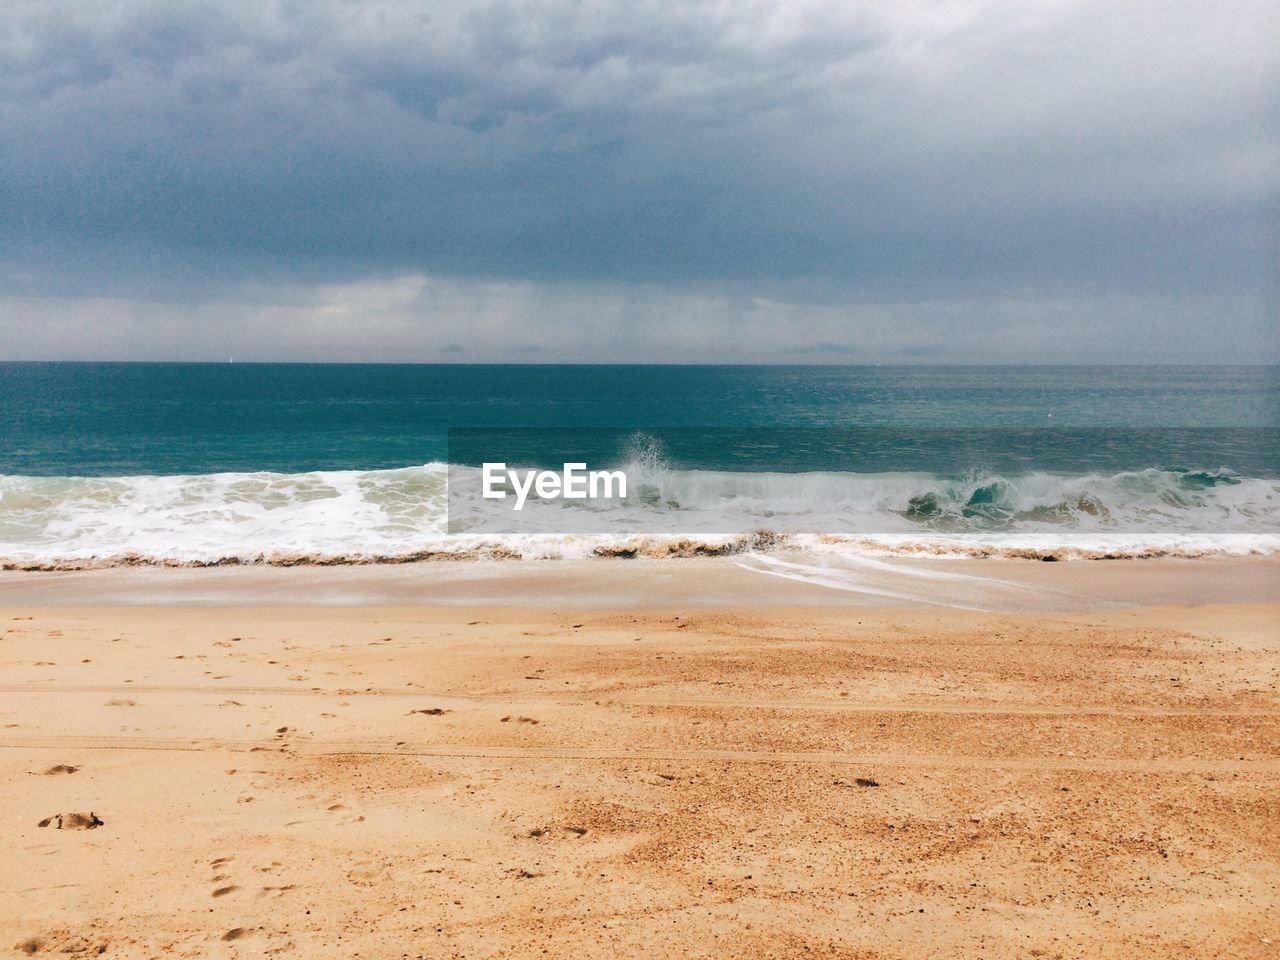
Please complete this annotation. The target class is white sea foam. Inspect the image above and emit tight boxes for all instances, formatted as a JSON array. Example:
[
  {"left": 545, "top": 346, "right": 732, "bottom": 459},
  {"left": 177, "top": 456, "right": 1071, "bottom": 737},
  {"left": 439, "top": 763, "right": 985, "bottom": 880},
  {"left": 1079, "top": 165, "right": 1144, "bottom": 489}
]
[{"left": 0, "top": 463, "right": 1276, "bottom": 568}]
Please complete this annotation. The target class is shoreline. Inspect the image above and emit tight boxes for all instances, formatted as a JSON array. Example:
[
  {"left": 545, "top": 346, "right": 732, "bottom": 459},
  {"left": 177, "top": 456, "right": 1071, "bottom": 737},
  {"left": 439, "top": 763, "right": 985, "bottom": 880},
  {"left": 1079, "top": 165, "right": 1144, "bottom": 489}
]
[{"left": 1, "top": 554, "right": 1277, "bottom": 610}]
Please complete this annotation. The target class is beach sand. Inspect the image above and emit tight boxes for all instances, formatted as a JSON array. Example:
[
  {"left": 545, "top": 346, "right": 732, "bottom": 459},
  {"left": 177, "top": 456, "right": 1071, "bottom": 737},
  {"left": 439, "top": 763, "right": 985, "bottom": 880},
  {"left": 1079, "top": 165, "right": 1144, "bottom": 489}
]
[{"left": 1, "top": 564, "right": 1277, "bottom": 957}]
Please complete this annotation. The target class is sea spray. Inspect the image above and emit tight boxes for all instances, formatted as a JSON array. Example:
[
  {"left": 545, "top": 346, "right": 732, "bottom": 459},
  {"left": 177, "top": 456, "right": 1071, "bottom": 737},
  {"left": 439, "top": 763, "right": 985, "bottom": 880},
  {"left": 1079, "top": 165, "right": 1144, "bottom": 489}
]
[{"left": 1, "top": 464, "right": 1276, "bottom": 567}]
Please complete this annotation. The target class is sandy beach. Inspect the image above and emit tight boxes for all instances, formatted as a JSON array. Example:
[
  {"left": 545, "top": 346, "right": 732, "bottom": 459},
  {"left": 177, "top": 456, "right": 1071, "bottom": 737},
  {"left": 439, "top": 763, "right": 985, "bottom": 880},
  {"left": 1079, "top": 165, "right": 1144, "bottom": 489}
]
[
  {"left": 5, "top": 0, "right": 1275, "bottom": 950},
  {"left": 1, "top": 561, "right": 1277, "bottom": 958}
]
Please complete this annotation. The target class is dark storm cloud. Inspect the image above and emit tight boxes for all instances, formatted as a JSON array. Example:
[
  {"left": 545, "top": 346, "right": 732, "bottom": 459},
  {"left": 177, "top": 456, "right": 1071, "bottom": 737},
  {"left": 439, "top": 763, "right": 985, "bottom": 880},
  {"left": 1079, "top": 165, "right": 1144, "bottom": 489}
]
[{"left": 0, "top": 0, "right": 1276, "bottom": 360}]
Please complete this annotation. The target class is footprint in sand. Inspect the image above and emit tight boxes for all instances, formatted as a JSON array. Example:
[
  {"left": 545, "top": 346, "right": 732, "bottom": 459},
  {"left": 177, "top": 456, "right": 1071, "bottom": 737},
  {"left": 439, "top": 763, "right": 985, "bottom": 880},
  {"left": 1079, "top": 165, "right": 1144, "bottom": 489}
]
[
  {"left": 208, "top": 855, "right": 244, "bottom": 896},
  {"left": 286, "top": 802, "right": 364, "bottom": 827},
  {"left": 326, "top": 803, "right": 365, "bottom": 824},
  {"left": 526, "top": 825, "right": 588, "bottom": 840},
  {"left": 16, "top": 932, "right": 110, "bottom": 955},
  {"left": 208, "top": 858, "right": 234, "bottom": 881},
  {"left": 345, "top": 863, "right": 388, "bottom": 886}
]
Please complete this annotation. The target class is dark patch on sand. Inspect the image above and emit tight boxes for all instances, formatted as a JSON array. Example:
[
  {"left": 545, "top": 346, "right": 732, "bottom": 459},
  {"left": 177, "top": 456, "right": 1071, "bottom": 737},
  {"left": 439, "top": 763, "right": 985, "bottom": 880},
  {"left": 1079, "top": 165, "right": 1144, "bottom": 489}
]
[{"left": 38, "top": 812, "right": 103, "bottom": 830}]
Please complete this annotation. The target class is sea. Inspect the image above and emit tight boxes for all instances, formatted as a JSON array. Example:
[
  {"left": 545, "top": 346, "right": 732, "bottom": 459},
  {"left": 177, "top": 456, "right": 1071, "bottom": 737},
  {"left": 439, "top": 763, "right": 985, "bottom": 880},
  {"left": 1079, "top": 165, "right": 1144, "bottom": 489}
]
[{"left": 0, "top": 363, "right": 1276, "bottom": 568}]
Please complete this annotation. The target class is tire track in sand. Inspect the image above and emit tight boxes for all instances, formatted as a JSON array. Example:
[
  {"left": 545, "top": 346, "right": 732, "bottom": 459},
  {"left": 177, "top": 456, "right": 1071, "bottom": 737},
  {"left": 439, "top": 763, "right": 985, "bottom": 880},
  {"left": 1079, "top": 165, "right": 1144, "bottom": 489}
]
[
  {"left": 1, "top": 733, "right": 1278, "bottom": 775},
  {"left": 0, "top": 683, "right": 1274, "bottom": 718}
]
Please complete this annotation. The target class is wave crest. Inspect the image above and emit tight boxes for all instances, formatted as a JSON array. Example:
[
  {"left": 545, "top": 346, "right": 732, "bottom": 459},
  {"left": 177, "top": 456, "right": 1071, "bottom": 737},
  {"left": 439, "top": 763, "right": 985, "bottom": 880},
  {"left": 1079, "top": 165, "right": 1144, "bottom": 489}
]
[{"left": 1, "top": 463, "right": 1276, "bottom": 568}]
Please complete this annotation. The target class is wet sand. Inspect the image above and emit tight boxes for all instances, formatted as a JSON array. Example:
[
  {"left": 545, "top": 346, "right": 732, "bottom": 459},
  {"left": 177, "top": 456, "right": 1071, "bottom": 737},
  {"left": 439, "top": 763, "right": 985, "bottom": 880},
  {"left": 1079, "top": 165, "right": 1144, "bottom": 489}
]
[
  {"left": 1, "top": 553, "right": 1277, "bottom": 609},
  {"left": 1, "top": 582, "right": 1277, "bottom": 958}
]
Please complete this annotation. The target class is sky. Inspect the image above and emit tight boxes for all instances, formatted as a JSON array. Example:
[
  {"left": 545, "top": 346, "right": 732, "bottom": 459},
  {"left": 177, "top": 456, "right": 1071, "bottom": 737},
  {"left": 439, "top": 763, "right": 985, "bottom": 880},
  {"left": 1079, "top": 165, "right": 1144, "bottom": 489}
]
[{"left": 1, "top": 0, "right": 1276, "bottom": 363}]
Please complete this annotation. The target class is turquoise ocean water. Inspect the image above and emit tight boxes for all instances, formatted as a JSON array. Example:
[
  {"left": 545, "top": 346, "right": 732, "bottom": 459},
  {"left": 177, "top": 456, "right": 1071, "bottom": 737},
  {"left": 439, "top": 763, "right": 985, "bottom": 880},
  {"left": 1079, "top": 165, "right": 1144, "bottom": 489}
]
[{"left": 0, "top": 363, "right": 1276, "bottom": 565}]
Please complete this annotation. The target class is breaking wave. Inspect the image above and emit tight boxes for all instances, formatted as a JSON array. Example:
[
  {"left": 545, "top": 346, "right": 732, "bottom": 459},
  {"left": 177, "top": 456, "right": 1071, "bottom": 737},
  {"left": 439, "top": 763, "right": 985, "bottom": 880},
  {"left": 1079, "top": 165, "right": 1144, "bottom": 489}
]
[{"left": 0, "top": 462, "right": 1276, "bottom": 569}]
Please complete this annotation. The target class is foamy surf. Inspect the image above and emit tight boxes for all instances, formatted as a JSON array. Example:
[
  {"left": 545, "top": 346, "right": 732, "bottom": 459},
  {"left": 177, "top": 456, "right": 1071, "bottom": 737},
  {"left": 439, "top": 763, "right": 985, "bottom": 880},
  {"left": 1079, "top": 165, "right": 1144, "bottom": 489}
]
[
  {"left": 0, "top": 463, "right": 1276, "bottom": 569},
  {"left": 732, "top": 552, "right": 1062, "bottom": 609}
]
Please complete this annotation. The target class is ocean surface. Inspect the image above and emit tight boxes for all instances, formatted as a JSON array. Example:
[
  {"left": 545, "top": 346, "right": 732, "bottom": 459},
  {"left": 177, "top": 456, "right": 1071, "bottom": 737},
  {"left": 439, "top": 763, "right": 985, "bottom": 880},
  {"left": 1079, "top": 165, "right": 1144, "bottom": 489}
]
[{"left": 0, "top": 363, "right": 1276, "bottom": 567}]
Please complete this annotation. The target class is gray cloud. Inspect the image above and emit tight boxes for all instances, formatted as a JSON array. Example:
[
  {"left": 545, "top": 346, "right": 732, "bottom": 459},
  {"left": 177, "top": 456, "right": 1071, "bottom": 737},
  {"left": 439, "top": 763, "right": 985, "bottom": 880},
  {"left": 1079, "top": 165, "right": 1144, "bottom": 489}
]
[
  {"left": 0, "top": 277, "right": 1271, "bottom": 364},
  {"left": 0, "top": 0, "right": 1276, "bottom": 359}
]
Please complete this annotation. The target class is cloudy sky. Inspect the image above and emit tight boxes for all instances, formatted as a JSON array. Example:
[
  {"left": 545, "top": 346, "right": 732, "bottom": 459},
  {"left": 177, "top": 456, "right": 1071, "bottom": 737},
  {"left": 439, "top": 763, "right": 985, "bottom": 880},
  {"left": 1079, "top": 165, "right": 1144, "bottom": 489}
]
[{"left": 1, "top": 0, "right": 1276, "bottom": 362}]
